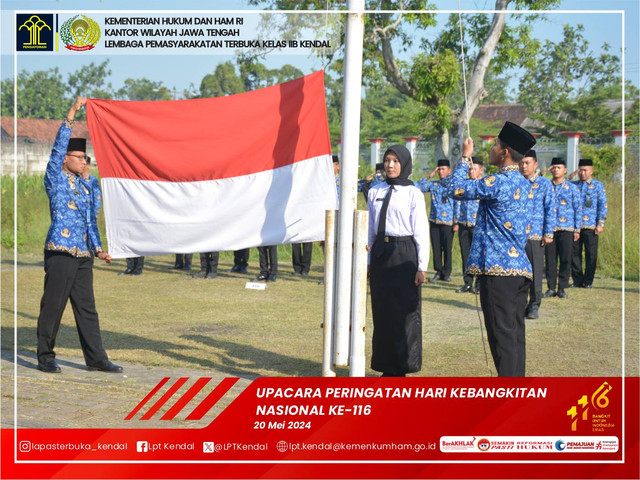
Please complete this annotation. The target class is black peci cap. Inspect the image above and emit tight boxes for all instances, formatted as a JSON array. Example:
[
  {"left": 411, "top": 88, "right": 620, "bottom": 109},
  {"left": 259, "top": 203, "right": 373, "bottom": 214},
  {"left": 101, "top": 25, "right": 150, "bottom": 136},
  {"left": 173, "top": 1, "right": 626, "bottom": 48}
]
[
  {"left": 437, "top": 158, "right": 450, "bottom": 167},
  {"left": 551, "top": 157, "right": 566, "bottom": 166},
  {"left": 498, "top": 121, "right": 536, "bottom": 155},
  {"left": 578, "top": 158, "right": 593, "bottom": 167},
  {"left": 471, "top": 156, "right": 483, "bottom": 165},
  {"left": 67, "top": 138, "right": 86, "bottom": 153},
  {"left": 524, "top": 149, "right": 537, "bottom": 159}
]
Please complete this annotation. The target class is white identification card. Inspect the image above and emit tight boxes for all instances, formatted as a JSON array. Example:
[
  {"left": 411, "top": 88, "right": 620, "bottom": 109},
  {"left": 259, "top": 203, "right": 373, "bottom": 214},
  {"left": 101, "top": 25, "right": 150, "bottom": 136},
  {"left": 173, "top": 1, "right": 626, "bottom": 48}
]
[{"left": 245, "top": 282, "right": 267, "bottom": 290}]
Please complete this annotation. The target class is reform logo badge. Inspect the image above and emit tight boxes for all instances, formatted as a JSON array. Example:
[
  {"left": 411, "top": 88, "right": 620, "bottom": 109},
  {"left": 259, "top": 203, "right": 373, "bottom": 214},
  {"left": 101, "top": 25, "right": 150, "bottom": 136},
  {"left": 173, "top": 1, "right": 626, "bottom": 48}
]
[
  {"left": 60, "top": 15, "right": 100, "bottom": 51},
  {"left": 17, "top": 14, "right": 54, "bottom": 51}
]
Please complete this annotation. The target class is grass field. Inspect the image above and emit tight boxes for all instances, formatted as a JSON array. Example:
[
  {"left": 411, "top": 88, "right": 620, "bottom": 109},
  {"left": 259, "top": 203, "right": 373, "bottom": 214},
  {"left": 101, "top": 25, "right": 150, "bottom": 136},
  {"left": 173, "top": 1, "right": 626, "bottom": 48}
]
[{"left": 2, "top": 252, "right": 638, "bottom": 378}]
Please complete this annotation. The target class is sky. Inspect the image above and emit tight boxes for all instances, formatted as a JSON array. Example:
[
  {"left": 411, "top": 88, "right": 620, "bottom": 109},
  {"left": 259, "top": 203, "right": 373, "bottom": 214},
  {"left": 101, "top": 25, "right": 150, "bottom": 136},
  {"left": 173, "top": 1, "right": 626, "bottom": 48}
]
[{"left": 1, "top": 0, "right": 638, "bottom": 101}]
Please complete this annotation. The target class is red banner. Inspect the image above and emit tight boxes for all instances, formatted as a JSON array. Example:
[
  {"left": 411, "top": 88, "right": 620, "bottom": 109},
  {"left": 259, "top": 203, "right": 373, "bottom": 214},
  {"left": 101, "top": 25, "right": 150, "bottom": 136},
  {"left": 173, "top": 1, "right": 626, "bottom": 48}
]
[{"left": 2, "top": 377, "right": 638, "bottom": 479}]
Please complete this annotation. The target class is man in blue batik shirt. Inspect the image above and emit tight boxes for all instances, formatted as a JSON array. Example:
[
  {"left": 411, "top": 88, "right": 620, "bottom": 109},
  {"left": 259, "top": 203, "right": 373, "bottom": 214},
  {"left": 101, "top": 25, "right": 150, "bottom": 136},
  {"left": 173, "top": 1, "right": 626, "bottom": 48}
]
[
  {"left": 519, "top": 150, "right": 556, "bottom": 319},
  {"left": 570, "top": 158, "right": 607, "bottom": 288},
  {"left": 448, "top": 121, "right": 535, "bottom": 377},
  {"left": 36, "top": 97, "right": 122, "bottom": 374},
  {"left": 543, "top": 157, "right": 581, "bottom": 299},
  {"left": 416, "top": 159, "right": 454, "bottom": 282},
  {"left": 452, "top": 156, "right": 483, "bottom": 293}
]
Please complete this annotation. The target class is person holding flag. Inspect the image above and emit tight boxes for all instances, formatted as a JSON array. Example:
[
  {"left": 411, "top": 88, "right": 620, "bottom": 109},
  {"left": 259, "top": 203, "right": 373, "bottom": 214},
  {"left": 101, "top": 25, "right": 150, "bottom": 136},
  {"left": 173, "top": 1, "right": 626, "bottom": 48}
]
[{"left": 37, "top": 97, "right": 122, "bottom": 374}]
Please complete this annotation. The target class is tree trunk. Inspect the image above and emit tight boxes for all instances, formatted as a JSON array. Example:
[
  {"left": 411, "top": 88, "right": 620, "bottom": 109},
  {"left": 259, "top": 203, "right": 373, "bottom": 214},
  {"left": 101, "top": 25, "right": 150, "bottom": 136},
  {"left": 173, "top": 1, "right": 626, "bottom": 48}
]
[{"left": 448, "top": 0, "right": 510, "bottom": 158}]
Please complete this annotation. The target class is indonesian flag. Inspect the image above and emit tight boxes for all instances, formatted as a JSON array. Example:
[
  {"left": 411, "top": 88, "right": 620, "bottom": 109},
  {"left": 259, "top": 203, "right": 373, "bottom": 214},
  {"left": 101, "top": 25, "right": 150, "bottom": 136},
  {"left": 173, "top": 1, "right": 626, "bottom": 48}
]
[{"left": 86, "top": 71, "right": 337, "bottom": 258}]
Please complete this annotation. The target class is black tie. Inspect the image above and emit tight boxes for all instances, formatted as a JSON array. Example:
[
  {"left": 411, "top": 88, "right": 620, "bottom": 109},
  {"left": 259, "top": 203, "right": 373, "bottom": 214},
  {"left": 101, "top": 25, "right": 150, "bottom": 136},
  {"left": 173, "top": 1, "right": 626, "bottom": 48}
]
[{"left": 373, "top": 186, "right": 393, "bottom": 258}]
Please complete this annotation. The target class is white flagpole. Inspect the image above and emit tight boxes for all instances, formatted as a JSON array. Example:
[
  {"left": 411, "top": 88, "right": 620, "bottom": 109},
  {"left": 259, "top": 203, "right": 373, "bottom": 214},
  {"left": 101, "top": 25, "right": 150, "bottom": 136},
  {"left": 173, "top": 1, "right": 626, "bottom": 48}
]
[{"left": 333, "top": 0, "right": 365, "bottom": 367}]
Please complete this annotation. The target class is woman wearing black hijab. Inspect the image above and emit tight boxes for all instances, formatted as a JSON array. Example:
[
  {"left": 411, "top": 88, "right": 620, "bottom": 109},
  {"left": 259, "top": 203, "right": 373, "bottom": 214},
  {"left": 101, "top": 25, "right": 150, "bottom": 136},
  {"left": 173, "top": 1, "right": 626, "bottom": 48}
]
[{"left": 367, "top": 145, "right": 430, "bottom": 377}]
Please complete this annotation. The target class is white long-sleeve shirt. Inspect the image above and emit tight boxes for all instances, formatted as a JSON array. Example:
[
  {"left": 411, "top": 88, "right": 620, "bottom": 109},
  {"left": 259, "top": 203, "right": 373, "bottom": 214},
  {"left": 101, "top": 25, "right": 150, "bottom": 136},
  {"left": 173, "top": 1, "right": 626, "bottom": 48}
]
[{"left": 367, "top": 183, "right": 430, "bottom": 271}]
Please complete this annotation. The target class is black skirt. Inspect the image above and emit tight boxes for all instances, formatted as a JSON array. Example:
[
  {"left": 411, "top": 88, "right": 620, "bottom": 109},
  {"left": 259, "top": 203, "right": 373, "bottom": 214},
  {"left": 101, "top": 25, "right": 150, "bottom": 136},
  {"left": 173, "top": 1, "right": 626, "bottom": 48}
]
[{"left": 369, "top": 236, "right": 422, "bottom": 375}]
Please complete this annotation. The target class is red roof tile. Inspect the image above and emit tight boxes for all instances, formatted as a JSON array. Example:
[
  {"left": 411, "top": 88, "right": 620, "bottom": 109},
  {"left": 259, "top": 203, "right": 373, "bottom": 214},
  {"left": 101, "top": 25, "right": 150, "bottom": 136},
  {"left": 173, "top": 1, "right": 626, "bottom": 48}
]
[{"left": 1, "top": 117, "right": 91, "bottom": 144}]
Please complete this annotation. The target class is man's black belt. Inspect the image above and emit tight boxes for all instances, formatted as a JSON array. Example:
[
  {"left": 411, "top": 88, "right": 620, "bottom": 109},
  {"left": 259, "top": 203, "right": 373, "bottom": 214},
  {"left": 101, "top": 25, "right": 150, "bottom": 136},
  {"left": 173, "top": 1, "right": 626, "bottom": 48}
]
[{"left": 382, "top": 235, "right": 413, "bottom": 243}]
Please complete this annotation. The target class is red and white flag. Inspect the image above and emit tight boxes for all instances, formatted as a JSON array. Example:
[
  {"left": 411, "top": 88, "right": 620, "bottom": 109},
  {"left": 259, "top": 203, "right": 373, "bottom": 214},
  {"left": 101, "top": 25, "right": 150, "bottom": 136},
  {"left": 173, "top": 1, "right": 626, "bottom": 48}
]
[{"left": 86, "top": 71, "right": 337, "bottom": 258}]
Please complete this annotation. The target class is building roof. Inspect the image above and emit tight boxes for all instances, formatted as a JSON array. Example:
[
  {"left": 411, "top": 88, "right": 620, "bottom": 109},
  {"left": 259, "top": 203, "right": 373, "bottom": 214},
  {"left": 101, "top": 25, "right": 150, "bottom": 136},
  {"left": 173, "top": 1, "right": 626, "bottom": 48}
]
[
  {"left": 1, "top": 117, "right": 91, "bottom": 144},
  {"left": 472, "top": 104, "right": 528, "bottom": 127}
]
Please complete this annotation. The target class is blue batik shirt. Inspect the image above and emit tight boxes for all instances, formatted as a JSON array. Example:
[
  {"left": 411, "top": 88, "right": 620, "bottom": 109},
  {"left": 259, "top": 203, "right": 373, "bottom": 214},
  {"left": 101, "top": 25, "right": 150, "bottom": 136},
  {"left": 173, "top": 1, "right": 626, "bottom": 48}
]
[
  {"left": 447, "top": 160, "right": 532, "bottom": 278},
  {"left": 44, "top": 122, "right": 103, "bottom": 257},
  {"left": 415, "top": 176, "right": 454, "bottom": 225},
  {"left": 572, "top": 179, "right": 607, "bottom": 229},
  {"left": 551, "top": 179, "right": 582, "bottom": 232},
  {"left": 357, "top": 173, "right": 384, "bottom": 192},
  {"left": 454, "top": 198, "right": 480, "bottom": 227},
  {"left": 524, "top": 174, "right": 556, "bottom": 241}
]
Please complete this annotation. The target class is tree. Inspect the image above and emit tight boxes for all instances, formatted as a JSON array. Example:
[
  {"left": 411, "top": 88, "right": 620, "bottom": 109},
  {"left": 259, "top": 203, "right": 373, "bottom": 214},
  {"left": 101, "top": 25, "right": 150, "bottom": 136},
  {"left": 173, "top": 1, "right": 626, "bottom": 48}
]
[
  {"left": 517, "top": 24, "right": 622, "bottom": 136},
  {"left": 12, "top": 68, "right": 68, "bottom": 119},
  {"left": 199, "top": 61, "right": 245, "bottom": 98},
  {"left": 248, "top": 0, "right": 560, "bottom": 158},
  {"left": 115, "top": 78, "right": 172, "bottom": 101}
]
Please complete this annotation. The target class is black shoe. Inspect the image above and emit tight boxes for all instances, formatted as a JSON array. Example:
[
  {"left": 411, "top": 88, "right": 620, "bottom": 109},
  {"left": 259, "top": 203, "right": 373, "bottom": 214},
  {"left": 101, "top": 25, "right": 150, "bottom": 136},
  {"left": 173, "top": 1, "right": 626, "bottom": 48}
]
[
  {"left": 557, "top": 290, "right": 568, "bottom": 299},
  {"left": 205, "top": 272, "right": 218, "bottom": 279},
  {"left": 254, "top": 274, "right": 268, "bottom": 281},
  {"left": 267, "top": 275, "right": 276, "bottom": 282},
  {"left": 87, "top": 360, "right": 123, "bottom": 373},
  {"left": 456, "top": 285, "right": 472, "bottom": 293},
  {"left": 37, "top": 360, "right": 61, "bottom": 373},
  {"left": 582, "top": 283, "right": 593, "bottom": 289},
  {"left": 442, "top": 276, "right": 451, "bottom": 282},
  {"left": 230, "top": 265, "right": 240, "bottom": 273},
  {"left": 192, "top": 271, "right": 208, "bottom": 278},
  {"left": 526, "top": 306, "right": 539, "bottom": 319},
  {"left": 301, "top": 271, "right": 309, "bottom": 277},
  {"left": 428, "top": 273, "right": 440, "bottom": 283},
  {"left": 237, "top": 265, "right": 248, "bottom": 274},
  {"left": 169, "top": 265, "right": 182, "bottom": 270},
  {"left": 543, "top": 289, "right": 557, "bottom": 298},
  {"left": 130, "top": 271, "right": 142, "bottom": 276},
  {"left": 290, "top": 271, "right": 301, "bottom": 276},
  {"left": 183, "top": 265, "right": 191, "bottom": 271},
  {"left": 118, "top": 268, "right": 134, "bottom": 276}
]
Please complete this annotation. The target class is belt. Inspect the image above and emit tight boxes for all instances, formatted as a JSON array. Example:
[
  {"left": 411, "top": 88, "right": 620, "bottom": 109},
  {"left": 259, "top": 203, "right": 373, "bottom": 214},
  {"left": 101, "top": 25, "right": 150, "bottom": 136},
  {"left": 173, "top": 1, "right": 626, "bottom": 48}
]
[{"left": 382, "top": 235, "right": 413, "bottom": 243}]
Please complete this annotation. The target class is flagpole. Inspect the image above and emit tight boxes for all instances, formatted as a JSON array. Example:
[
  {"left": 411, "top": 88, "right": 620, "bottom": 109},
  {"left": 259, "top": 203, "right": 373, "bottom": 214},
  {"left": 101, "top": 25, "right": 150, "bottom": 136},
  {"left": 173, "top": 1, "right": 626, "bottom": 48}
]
[{"left": 333, "top": 0, "right": 365, "bottom": 368}]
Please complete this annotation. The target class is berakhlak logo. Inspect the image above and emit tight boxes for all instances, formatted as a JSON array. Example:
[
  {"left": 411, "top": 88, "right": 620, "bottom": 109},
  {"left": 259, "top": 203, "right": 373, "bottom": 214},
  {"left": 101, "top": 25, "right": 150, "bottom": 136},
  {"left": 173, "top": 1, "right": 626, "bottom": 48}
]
[
  {"left": 555, "top": 439, "right": 567, "bottom": 451},
  {"left": 60, "top": 15, "right": 100, "bottom": 51},
  {"left": 17, "top": 14, "right": 54, "bottom": 51}
]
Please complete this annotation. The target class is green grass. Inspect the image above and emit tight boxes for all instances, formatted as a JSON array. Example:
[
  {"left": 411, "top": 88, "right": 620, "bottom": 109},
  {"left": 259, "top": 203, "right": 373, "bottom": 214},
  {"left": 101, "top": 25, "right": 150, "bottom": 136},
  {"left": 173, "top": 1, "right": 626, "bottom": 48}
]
[{"left": 2, "top": 252, "right": 638, "bottom": 377}]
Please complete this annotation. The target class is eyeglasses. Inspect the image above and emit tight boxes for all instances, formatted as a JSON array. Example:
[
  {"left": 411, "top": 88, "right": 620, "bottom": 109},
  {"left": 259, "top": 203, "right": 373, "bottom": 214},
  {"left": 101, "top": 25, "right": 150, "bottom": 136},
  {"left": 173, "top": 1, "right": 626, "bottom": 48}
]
[{"left": 66, "top": 153, "right": 87, "bottom": 161}]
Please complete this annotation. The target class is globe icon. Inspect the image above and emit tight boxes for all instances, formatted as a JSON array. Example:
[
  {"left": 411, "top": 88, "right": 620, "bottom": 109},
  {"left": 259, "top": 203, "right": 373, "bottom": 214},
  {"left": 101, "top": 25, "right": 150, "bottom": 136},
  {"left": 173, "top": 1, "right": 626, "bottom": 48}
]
[{"left": 276, "top": 441, "right": 288, "bottom": 453}]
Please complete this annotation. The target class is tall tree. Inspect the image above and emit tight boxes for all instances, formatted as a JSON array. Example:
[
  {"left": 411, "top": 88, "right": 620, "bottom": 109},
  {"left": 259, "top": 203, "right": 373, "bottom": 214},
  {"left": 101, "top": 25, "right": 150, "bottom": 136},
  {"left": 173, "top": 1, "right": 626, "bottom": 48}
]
[
  {"left": 199, "top": 61, "right": 245, "bottom": 98},
  {"left": 247, "top": 0, "right": 560, "bottom": 158},
  {"left": 517, "top": 24, "right": 623, "bottom": 136},
  {"left": 115, "top": 78, "right": 172, "bottom": 101}
]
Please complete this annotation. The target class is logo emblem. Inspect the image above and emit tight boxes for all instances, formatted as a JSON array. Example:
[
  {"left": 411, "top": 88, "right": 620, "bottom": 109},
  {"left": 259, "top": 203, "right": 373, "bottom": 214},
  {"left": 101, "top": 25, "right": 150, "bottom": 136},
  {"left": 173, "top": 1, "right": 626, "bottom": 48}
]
[
  {"left": 61, "top": 15, "right": 100, "bottom": 51},
  {"left": 477, "top": 438, "right": 490, "bottom": 451},
  {"left": 17, "top": 14, "right": 54, "bottom": 51},
  {"left": 555, "top": 439, "right": 566, "bottom": 451}
]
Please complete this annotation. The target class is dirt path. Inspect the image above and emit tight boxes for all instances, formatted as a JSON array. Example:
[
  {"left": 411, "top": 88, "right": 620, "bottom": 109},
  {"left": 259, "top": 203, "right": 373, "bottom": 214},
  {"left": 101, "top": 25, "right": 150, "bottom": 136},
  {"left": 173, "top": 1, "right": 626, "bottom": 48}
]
[{"left": 1, "top": 349, "right": 253, "bottom": 429}]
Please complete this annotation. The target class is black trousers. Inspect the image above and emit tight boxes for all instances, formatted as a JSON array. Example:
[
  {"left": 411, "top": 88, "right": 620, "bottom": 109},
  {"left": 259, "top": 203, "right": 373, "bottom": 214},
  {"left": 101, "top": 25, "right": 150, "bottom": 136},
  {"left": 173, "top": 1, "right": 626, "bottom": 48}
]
[
  {"left": 258, "top": 246, "right": 278, "bottom": 276},
  {"left": 458, "top": 225, "right": 475, "bottom": 286},
  {"left": 126, "top": 256, "right": 145, "bottom": 274},
  {"left": 174, "top": 254, "right": 192, "bottom": 268},
  {"left": 525, "top": 239, "right": 544, "bottom": 308},
  {"left": 478, "top": 275, "right": 530, "bottom": 377},
  {"left": 199, "top": 252, "right": 219, "bottom": 274},
  {"left": 370, "top": 237, "right": 421, "bottom": 375},
  {"left": 233, "top": 249, "right": 249, "bottom": 267},
  {"left": 291, "top": 242, "right": 313, "bottom": 274},
  {"left": 572, "top": 229, "right": 599, "bottom": 286},
  {"left": 429, "top": 222, "right": 453, "bottom": 279},
  {"left": 545, "top": 230, "right": 574, "bottom": 291},
  {"left": 37, "top": 251, "right": 108, "bottom": 366}
]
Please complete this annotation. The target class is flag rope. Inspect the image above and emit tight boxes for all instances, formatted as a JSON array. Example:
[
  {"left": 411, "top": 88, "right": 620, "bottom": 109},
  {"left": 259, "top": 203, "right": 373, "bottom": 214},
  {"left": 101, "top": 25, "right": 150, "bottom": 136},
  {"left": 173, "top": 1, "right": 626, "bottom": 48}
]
[{"left": 458, "top": 0, "right": 471, "bottom": 139}]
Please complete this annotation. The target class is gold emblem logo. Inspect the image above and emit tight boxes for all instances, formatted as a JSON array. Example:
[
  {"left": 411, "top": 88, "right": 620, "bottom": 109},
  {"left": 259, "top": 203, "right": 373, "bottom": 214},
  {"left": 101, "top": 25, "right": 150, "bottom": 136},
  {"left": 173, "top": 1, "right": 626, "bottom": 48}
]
[
  {"left": 513, "top": 188, "right": 521, "bottom": 200},
  {"left": 454, "top": 188, "right": 465, "bottom": 198},
  {"left": 61, "top": 15, "right": 101, "bottom": 51},
  {"left": 508, "top": 246, "right": 519, "bottom": 258},
  {"left": 560, "top": 216, "right": 566, "bottom": 223},
  {"left": 526, "top": 224, "right": 531, "bottom": 234},
  {"left": 484, "top": 176, "right": 496, "bottom": 187},
  {"left": 561, "top": 199, "right": 567, "bottom": 205},
  {"left": 61, "top": 228, "right": 71, "bottom": 238},
  {"left": 583, "top": 215, "right": 589, "bottom": 221},
  {"left": 18, "top": 15, "right": 51, "bottom": 48},
  {"left": 67, "top": 200, "right": 77, "bottom": 210},
  {"left": 504, "top": 221, "right": 513, "bottom": 230}
]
